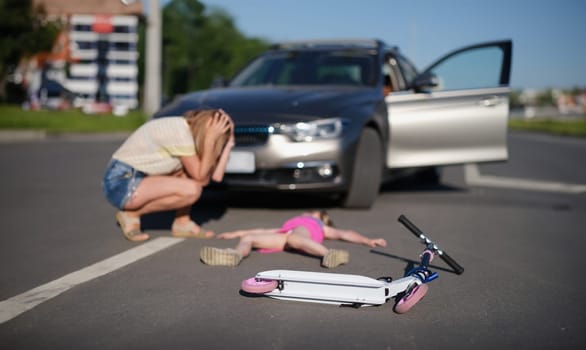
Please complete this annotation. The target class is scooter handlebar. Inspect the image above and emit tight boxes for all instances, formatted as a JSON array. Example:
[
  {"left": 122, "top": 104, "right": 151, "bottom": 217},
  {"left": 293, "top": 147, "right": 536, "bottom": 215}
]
[
  {"left": 398, "top": 214, "right": 425, "bottom": 240},
  {"left": 398, "top": 215, "right": 464, "bottom": 275},
  {"left": 439, "top": 251, "right": 465, "bottom": 275}
]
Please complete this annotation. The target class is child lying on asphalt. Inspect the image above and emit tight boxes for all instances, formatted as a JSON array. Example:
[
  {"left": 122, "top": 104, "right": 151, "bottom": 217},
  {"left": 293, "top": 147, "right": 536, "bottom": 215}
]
[{"left": 200, "top": 210, "right": 387, "bottom": 268}]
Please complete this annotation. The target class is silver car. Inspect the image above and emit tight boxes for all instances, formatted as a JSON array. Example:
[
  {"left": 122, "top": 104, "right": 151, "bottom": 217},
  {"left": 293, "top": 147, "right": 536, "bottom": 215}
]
[{"left": 154, "top": 39, "right": 512, "bottom": 208}]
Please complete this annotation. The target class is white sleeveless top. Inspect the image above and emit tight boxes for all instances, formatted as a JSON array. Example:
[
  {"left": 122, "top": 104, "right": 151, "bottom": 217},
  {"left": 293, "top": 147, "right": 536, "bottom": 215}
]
[{"left": 112, "top": 117, "right": 196, "bottom": 175}]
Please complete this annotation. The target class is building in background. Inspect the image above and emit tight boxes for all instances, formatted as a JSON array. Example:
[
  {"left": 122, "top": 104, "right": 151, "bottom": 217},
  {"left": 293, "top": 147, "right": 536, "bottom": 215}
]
[
  {"left": 68, "top": 14, "right": 140, "bottom": 113},
  {"left": 26, "top": 0, "right": 143, "bottom": 113}
]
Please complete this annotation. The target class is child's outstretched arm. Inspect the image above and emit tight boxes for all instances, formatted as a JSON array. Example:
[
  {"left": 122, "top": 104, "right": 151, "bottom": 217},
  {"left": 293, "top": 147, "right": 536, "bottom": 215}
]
[{"left": 324, "top": 227, "right": 387, "bottom": 248}]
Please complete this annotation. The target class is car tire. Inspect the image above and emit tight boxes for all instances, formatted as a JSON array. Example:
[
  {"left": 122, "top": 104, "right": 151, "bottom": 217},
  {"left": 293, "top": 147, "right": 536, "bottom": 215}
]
[{"left": 342, "top": 127, "right": 383, "bottom": 209}]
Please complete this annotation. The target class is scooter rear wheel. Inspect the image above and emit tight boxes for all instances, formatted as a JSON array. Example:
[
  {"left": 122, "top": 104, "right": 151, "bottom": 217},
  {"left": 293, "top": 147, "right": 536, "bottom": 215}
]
[
  {"left": 241, "top": 277, "right": 278, "bottom": 294},
  {"left": 394, "top": 283, "right": 429, "bottom": 314}
]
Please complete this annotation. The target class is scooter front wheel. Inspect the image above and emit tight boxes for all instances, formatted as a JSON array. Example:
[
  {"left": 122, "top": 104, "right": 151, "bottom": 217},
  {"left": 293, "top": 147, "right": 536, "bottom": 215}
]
[
  {"left": 241, "top": 277, "right": 278, "bottom": 294},
  {"left": 394, "top": 283, "right": 429, "bottom": 314}
]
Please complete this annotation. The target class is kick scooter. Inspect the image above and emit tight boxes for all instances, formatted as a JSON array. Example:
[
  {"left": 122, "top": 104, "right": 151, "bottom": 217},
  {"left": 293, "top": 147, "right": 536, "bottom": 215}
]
[{"left": 240, "top": 215, "right": 464, "bottom": 313}]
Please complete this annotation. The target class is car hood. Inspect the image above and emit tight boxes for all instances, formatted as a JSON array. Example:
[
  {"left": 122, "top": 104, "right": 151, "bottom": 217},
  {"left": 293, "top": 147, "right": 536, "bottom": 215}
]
[{"left": 154, "top": 86, "right": 380, "bottom": 124}]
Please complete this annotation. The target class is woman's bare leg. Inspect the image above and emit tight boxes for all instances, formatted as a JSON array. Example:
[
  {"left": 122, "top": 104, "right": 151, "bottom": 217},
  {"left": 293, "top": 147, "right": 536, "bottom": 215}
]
[
  {"left": 170, "top": 205, "right": 214, "bottom": 237},
  {"left": 117, "top": 176, "right": 202, "bottom": 236},
  {"left": 174, "top": 205, "right": 191, "bottom": 224},
  {"left": 125, "top": 176, "right": 202, "bottom": 213}
]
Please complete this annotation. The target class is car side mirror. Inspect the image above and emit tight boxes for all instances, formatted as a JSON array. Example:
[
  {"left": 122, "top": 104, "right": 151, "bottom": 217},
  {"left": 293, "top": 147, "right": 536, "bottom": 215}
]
[{"left": 412, "top": 71, "right": 439, "bottom": 92}]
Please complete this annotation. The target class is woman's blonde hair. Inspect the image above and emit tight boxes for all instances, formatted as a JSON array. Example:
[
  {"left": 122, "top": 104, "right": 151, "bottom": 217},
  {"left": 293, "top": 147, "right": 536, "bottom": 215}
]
[{"left": 183, "top": 109, "right": 231, "bottom": 165}]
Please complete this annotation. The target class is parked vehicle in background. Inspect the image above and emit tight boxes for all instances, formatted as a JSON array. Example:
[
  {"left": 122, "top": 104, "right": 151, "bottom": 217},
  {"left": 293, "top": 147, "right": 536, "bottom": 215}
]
[{"left": 154, "top": 39, "right": 512, "bottom": 208}]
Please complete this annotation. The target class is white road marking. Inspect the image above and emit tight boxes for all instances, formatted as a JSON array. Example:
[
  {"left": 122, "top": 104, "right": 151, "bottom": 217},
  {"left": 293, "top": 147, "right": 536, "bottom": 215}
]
[
  {"left": 0, "top": 237, "right": 184, "bottom": 324},
  {"left": 464, "top": 163, "right": 586, "bottom": 194}
]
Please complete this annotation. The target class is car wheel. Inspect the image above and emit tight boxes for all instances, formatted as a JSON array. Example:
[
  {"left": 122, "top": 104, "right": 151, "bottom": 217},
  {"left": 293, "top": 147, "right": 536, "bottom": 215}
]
[{"left": 342, "top": 127, "right": 382, "bottom": 209}]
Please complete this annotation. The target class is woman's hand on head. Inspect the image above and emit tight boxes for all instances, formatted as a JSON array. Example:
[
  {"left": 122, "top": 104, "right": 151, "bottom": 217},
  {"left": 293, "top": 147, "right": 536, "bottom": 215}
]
[
  {"left": 207, "top": 110, "right": 233, "bottom": 137},
  {"left": 220, "top": 109, "right": 236, "bottom": 143}
]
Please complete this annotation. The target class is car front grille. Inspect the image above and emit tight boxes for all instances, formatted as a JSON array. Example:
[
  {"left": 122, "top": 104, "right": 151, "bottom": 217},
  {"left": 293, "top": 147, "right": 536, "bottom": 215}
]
[
  {"left": 223, "top": 166, "right": 342, "bottom": 190},
  {"left": 234, "top": 125, "right": 271, "bottom": 146}
]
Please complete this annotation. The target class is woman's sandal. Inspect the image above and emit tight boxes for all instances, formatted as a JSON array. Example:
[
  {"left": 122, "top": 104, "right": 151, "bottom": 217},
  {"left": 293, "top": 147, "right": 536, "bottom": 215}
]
[
  {"left": 116, "top": 211, "right": 150, "bottom": 242},
  {"left": 172, "top": 221, "right": 215, "bottom": 239}
]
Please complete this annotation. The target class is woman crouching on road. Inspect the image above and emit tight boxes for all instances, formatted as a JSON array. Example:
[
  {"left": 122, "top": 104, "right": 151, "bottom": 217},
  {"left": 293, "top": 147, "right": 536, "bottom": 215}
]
[{"left": 102, "top": 109, "right": 234, "bottom": 242}]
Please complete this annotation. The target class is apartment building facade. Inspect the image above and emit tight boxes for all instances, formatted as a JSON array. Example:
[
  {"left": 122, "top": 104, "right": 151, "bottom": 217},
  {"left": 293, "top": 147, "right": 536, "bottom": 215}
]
[
  {"left": 31, "top": 0, "right": 143, "bottom": 112},
  {"left": 68, "top": 14, "right": 140, "bottom": 110}
]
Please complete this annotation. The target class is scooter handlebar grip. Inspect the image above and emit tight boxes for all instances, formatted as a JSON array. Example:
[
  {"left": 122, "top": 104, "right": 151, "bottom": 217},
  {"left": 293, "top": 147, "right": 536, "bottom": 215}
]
[
  {"left": 398, "top": 215, "right": 465, "bottom": 275},
  {"left": 397, "top": 215, "right": 424, "bottom": 239},
  {"left": 439, "top": 251, "right": 465, "bottom": 275}
]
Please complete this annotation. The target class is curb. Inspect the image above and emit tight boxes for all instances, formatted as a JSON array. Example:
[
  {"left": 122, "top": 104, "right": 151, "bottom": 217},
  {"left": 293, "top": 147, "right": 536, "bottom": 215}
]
[
  {"left": 0, "top": 130, "right": 47, "bottom": 143},
  {"left": 0, "top": 130, "right": 131, "bottom": 143}
]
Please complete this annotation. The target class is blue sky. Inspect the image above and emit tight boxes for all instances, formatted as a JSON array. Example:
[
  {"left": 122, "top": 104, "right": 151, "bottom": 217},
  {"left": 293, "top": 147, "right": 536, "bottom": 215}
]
[{"left": 161, "top": 0, "right": 586, "bottom": 90}]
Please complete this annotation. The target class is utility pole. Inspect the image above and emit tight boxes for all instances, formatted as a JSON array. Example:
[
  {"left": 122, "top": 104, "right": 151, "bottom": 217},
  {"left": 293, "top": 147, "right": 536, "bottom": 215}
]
[{"left": 122, "top": 0, "right": 161, "bottom": 116}]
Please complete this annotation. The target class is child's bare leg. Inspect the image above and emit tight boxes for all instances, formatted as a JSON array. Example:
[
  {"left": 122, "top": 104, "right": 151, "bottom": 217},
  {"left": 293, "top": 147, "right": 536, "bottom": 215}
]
[
  {"left": 287, "top": 228, "right": 348, "bottom": 268},
  {"left": 286, "top": 231, "right": 329, "bottom": 256},
  {"left": 234, "top": 233, "right": 288, "bottom": 257},
  {"left": 200, "top": 233, "right": 286, "bottom": 266},
  {"left": 233, "top": 239, "right": 252, "bottom": 258}
]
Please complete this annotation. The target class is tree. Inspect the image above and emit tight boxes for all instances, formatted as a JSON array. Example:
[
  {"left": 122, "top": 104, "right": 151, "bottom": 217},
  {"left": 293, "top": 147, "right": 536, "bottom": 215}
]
[
  {"left": 535, "top": 88, "right": 555, "bottom": 107},
  {"left": 0, "top": 0, "right": 61, "bottom": 102},
  {"left": 509, "top": 89, "right": 523, "bottom": 109},
  {"left": 161, "top": 0, "right": 269, "bottom": 100}
]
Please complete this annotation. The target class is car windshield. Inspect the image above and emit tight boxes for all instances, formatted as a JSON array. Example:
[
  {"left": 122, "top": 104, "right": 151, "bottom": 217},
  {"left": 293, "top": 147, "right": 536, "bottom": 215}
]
[{"left": 229, "top": 50, "right": 377, "bottom": 87}]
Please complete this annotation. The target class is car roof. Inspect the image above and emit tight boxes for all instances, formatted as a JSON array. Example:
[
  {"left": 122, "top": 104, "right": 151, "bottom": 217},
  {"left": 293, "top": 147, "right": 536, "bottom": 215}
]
[{"left": 270, "top": 39, "right": 397, "bottom": 52}]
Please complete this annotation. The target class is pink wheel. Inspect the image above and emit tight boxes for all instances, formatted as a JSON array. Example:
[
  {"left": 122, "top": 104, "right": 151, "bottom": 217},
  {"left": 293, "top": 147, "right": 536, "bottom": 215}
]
[
  {"left": 394, "top": 283, "right": 429, "bottom": 314},
  {"left": 241, "top": 277, "right": 278, "bottom": 294}
]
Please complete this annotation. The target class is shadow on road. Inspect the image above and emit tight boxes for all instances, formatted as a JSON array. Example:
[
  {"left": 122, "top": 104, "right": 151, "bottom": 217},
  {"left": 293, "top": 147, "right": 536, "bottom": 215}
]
[
  {"left": 370, "top": 249, "right": 461, "bottom": 275},
  {"left": 140, "top": 176, "right": 464, "bottom": 231},
  {"left": 380, "top": 177, "right": 462, "bottom": 194}
]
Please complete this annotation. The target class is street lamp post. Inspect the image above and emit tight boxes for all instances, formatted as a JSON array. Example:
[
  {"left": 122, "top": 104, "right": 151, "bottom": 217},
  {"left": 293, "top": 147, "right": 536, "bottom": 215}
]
[{"left": 122, "top": 0, "right": 161, "bottom": 116}]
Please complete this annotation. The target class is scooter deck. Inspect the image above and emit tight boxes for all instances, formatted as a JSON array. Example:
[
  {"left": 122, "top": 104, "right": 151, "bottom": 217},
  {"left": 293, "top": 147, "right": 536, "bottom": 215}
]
[
  {"left": 256, "top": 270, "right": 385, "bottom": 288},
  {"left": 255, "top": 270, "right": 416, "bottom": 306}
]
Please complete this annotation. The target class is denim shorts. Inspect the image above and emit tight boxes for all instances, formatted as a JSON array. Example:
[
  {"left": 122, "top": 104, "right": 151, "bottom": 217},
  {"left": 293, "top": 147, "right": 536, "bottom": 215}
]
[{"left": 102, "top": 159, "right": 146, "bottom": 210}]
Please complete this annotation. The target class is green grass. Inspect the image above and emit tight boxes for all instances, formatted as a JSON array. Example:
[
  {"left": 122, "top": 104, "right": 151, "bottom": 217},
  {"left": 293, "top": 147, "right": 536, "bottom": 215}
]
[
  {"left": 508, "top": 118, "right": 586, "bottom": 138},
  {"left": 1, "top": 104, "right": 585, "bottom": 138},
  {"left": 0, "top": 104, "right": 147, "bottom": 133}
]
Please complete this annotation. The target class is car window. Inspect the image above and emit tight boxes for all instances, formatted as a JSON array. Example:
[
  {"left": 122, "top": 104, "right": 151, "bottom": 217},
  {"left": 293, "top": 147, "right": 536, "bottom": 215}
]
[
  {"left": 230, "top": 54, "right": 287, "bottom": 86},
  {"left": 395, "top": 54, "right": 419, "bottom": 89},
  {"left": 427, "top": 46, "right": 504, "bottom": 91},
  {"left": 383, "top": 54, "right": 406, "bottom": 92},
  {"left": 230, "top": 50, "right": 377, "bottom": 87}
]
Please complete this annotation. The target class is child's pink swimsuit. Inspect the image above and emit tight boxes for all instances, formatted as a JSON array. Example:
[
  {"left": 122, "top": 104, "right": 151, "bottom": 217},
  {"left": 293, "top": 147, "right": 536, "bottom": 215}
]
[{"left": 258, "top": 216, "right": 325, "bottom": 253}]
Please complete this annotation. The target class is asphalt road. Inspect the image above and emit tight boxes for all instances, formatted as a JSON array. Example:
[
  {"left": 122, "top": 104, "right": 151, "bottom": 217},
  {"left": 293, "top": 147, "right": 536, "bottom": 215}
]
[{"left": 0, "top": 131, "right": 585, "bottom": 349}]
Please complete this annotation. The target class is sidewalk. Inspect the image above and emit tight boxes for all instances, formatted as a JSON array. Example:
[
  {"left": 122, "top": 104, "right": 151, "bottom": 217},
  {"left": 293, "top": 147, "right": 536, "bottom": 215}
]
[{"left": 0, "top": 129, "right": 130, "bottom": 143}]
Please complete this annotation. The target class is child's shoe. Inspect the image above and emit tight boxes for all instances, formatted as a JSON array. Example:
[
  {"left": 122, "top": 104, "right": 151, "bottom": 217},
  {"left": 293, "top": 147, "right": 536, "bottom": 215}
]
[
  {"left": 321, "top": 249, "right": 349, "bottom": 268},
  {"left": 200, "top": 247, "right": 242, "bottom": 266}
]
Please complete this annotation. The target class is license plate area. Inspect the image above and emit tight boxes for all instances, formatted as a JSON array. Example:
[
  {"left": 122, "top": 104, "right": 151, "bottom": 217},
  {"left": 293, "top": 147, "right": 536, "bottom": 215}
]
[{"left": 226, "top": 151, "right": 255, "bottom": 174}]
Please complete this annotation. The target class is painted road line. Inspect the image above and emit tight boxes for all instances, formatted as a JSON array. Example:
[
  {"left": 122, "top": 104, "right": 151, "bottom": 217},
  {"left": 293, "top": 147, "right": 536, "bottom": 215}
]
[
  {"left": 0, "top": 237, "right": 184, "bottom": 324},
  {"left": 464, "top": 163, "right": 586, "bottom": 194}
]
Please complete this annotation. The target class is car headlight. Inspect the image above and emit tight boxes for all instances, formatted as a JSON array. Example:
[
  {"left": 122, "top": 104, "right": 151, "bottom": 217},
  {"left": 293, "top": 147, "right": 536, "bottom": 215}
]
[{"left": 277, "top": 118, "right": 344, "bottom": 142}]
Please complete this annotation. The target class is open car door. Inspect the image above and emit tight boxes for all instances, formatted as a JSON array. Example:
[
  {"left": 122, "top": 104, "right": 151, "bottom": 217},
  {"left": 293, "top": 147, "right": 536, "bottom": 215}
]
[{"left": 386, "top": 40, "right": 512, "bottom": 168}]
